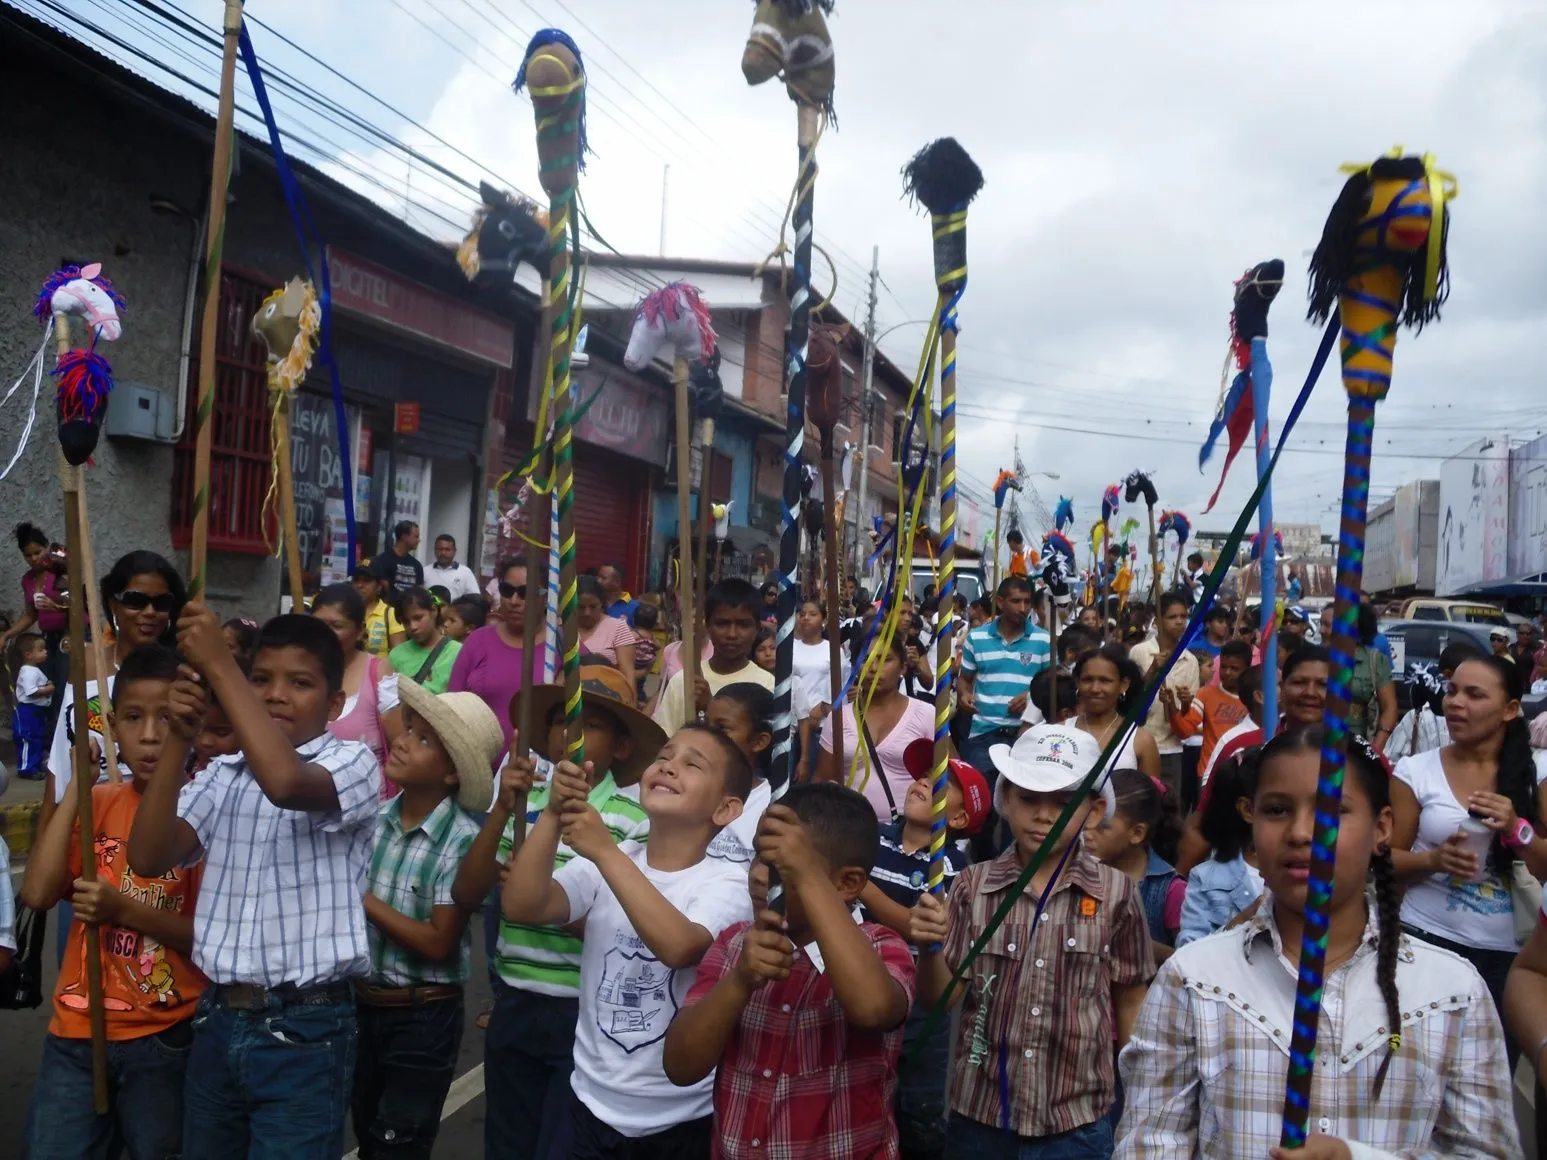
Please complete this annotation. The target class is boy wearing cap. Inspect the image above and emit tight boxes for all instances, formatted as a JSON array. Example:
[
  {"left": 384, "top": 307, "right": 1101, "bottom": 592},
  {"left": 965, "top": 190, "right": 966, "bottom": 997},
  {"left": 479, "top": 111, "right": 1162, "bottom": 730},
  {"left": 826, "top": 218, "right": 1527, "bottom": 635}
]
[
  {"left": 858, "top": 740, "right": 988, "bottom": 1160},
  {"left": 911, "top": 724, "right": 1155, "bottom": 1158},
  {"left": 352, "top": 679, "right": 498, "bottom": 1159},
  {"left": 452, "top": 664, "right": 663, "bottom": 1160}
]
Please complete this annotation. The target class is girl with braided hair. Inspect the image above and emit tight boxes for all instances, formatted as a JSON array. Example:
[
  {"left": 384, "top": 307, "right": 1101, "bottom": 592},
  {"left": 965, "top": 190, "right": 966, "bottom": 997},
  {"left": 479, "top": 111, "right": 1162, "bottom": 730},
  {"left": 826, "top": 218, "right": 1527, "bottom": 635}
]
[{"left": 1117, "top": 725, "right": 1521, "bottom": 1159}]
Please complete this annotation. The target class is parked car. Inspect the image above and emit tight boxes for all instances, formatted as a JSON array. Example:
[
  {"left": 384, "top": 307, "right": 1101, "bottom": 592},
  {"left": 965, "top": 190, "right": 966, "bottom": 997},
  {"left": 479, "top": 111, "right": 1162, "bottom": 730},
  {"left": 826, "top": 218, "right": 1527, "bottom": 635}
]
[
  {"left": 1380, "top": 619, "right": 1499, "bottom": 712},
  {"left": 1397, "top": 598, "right": 1510, "bottom": 627}
]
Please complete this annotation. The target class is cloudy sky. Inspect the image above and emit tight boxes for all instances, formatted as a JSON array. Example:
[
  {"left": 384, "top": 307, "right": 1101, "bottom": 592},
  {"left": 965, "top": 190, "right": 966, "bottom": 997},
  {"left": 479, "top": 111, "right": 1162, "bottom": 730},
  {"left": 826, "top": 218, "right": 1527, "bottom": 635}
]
[{"left": 37, "top": 0, "right": 1547, "bottom": 543}]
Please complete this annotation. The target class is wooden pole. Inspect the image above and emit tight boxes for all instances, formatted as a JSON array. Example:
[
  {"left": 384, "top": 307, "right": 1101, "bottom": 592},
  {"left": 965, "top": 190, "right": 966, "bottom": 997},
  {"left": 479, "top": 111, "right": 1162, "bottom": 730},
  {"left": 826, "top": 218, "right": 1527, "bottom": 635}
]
[
  {"left": 273, "top": 399, "right": 305, "bottom": 608},
  {"left": 72, "top": 489, "right": 121, "bottom": 785},
  {"left": 517, "top": 447, "right": 550, "bottom": 755},
  {"left": 1048, "top": 592, "right": 1060, "bottom": 721},
  {"left": 694, "top": 416, "right": 716, "bottom": 664},
  {"left": 1147, "top": 503, "right": 1161, "bottom": 614},
  {"left": 673, "top": 358, "right": 697, "bottom": 698},
  {"left": 990, "top": 506, "right": 1002, "bottom": 591},
  {"left": 55, "top": 313, "right": 108, "bottom": 1113},
  {"left": 187, "top": 0, "right": 245, "bottom": 602},
  {"left": 820, "top": 432, "right": 844, "bottom": 776}
]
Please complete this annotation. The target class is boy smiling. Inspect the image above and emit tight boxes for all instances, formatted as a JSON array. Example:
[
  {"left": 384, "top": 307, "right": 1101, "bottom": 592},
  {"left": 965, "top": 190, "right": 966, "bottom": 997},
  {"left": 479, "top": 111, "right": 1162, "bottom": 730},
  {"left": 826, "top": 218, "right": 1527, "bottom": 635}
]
[
  {"left": 653, "top": 579, "right": 772, "bottom": 736},
  {"left": 128, "top": 605, "right": 381, "bottom": 1160}
]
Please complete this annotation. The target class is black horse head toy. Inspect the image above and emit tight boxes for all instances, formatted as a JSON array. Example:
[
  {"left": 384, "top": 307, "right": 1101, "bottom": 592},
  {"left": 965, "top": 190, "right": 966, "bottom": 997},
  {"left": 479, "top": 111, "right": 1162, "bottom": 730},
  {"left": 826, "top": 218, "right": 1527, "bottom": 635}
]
[
  {"left": 1231, "top": 258, "right": 1285, "bottom": 350},
  {"left": 457, "top": 181, "right": 549, "bottom": 285},
  {"left": 1123, "top": 470, "right": 1158, "bottom": 508},
  {"left": 688, "top": 349, "right": 724, "bottom": 420}
]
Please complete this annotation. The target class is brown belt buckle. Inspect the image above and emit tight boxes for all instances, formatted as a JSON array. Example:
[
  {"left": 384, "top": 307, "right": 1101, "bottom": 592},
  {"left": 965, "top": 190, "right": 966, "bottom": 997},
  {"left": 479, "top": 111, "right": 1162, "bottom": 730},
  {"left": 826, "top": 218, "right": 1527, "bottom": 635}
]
[{"left": 221, "top": 983, "right": 269, "bottom": 1011}]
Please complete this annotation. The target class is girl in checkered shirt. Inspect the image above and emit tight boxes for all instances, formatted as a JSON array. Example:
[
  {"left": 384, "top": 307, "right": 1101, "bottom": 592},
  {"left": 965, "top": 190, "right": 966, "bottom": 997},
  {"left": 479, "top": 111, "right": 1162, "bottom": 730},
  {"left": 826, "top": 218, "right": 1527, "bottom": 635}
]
[{"left": 1116, "top": 728, "right": 1522, "bottom": 1160}]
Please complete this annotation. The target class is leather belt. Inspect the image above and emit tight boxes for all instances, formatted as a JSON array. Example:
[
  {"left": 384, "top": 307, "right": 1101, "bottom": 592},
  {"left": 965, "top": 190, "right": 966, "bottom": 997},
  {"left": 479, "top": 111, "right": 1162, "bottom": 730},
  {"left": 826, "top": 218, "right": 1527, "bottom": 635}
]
[
  {"left": 213, "top": 980, "right": 351, "bottom": 1011},
  {"left": 353, "top": 980, "right": 463, "bottom": 1008}
]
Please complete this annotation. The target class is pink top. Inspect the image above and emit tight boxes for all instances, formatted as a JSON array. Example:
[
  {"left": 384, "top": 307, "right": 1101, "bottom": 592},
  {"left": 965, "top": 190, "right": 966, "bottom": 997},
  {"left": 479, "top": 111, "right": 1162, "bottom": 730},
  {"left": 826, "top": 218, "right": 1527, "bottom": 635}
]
[
  {"left": 580, "top": 615, "right": 636, "bottom": 666},
  {"left": 448, "top": 624, "right": 545, "bottom": 749},
  {"left": 22, "top": 570, "right": 66, "bottom": 635},
  {"left": 819, "top": 695, "right": 934, "bottom": 823},
  {"left": 657, "top": 638, "right": 713, "bottom": 691},
  {"left": 328, "top": 653, "right": 392, "bottom": 798}
]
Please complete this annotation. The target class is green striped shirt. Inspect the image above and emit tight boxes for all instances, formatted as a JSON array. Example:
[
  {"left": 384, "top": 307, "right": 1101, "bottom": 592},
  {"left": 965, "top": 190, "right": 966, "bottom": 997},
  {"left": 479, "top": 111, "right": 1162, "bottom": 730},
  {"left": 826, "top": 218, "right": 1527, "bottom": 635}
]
[
  {"left": 366, "top": 795, "right": 481, "bottom": 986},
  {"left": 494, "top": 771, "right": 650, "bottom": 996}
]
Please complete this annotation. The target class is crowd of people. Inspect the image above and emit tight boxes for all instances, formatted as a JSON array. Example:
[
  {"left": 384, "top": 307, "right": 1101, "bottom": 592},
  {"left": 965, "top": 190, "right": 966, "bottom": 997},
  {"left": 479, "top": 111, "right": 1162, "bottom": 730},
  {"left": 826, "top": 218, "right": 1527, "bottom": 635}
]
[{"left": 2, "top": 517, "right": 1546, "bottom": 1159}]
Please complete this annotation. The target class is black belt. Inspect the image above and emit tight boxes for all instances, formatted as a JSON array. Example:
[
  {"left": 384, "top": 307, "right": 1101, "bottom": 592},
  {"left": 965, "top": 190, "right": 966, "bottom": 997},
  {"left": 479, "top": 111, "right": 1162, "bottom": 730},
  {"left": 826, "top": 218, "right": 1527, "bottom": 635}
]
[{"left": 212, "top": 980, "right": 352, "bottom": 1011}]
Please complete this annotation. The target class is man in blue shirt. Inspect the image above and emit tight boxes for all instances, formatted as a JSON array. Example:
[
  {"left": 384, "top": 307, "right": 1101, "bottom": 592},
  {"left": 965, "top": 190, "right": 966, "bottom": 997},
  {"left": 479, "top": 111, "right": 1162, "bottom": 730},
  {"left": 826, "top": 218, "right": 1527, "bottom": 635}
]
[
  {"left": 958, "top": 574, "right": 1051, "bottom": 860},
  {"left": 596, "top": 562, "right": 639, "bottom": 626}
]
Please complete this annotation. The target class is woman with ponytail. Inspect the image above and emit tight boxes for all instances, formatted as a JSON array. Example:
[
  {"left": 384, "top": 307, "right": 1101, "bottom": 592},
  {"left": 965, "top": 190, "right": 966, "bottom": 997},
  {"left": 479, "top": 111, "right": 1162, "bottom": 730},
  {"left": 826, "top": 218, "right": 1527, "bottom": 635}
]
[
  {"left": 1117, "top": 726, "right": 1520, "bottom": 1158},
  {"left": 1390, "top": 653, "right": 1547, "bottom": 1062}
]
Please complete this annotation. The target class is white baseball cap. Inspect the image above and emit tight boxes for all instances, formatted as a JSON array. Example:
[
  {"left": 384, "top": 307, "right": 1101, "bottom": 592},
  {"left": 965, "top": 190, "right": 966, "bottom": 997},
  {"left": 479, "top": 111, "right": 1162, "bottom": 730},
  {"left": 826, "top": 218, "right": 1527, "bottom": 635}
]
[{"left": 989, "top": 723, "right": 1117, "bottom": 815}]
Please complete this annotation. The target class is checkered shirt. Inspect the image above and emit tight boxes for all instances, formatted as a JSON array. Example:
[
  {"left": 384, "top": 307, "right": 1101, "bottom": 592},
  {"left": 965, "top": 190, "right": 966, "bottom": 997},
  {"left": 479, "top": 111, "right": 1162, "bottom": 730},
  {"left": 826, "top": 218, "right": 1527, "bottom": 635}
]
[
  {"left": 685, "top": 919, "right": 917, "bottom": 1160},
  {"left": 1115, "top": 888, "right": 1523, "bottom": 1159},
  {"left": 366, "top": 795, "right": 480, "bottom": 986},
  {"left": 942, "top": 846, "right": 1154, "bottom": 1138},
  {"left": 177, "top": 732, "right": 380, "bottom": 987}
]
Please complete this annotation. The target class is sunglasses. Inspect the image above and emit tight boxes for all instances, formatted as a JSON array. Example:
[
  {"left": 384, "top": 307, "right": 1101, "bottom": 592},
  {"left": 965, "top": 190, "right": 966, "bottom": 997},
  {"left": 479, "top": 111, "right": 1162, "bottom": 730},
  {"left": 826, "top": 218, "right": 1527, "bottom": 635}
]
[
  {"left": 498, "top": 581, "right": 521, "bottom": 599},
  {"left": 116, "top": 590, "right": 177, "bottom": 614}
]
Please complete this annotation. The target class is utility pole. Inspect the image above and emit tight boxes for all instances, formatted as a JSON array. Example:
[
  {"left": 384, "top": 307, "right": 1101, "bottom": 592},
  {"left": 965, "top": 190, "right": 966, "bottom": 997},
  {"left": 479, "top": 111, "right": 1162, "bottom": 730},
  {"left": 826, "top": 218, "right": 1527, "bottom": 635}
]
[{"left": 852, "top": 246, "right": 880, "bottom": 582}]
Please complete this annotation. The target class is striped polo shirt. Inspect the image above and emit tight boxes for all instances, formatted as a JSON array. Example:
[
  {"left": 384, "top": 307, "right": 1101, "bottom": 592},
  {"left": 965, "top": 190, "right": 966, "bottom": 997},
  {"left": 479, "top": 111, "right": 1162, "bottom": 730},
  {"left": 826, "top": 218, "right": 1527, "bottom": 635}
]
[
  {"left": 962, "top": 618, "right": 1051, "bottom": 736},
  {"left": 864, "top": 820, "right": 968, "bottom": 922},
  {"left": 494, "top": 770, "right": 650, "bottom": 997}
]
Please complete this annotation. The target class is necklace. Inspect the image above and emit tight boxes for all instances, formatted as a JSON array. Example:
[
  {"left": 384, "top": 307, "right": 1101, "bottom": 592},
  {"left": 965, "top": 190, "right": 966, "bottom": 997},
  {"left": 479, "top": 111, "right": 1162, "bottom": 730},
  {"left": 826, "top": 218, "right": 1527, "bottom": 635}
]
[{"left": 1078, "top": 713, "right": 1119, "bottom": 750}]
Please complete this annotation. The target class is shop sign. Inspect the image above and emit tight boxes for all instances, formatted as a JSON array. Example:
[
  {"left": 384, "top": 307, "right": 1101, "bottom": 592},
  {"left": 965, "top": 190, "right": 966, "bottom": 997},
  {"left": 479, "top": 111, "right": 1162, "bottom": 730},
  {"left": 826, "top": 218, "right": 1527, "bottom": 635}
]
[
  {"left": 326, "top": 246, "right": 516, "bottom": 367},
  {"left": 394, "top": 401, "right": 421, "bottom": 434},
  {"left": 528, "top": 361, "right": 670, "bottom": 468}
]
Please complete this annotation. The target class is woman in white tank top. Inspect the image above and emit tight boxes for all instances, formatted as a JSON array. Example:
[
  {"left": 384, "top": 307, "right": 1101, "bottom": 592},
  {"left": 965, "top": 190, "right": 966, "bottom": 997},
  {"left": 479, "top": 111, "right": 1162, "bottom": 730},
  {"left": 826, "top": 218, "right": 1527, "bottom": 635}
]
[{"left": 1071, "top": 643, "right": 1160, "bottom": 780}]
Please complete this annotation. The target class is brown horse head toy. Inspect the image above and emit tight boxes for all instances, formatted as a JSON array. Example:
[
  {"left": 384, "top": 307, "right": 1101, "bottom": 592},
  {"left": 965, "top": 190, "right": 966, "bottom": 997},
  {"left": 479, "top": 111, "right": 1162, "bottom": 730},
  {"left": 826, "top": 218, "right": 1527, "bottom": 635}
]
[
  {"left": 805, "top": 320, "right": 850, "bottom": 434},
  {"left": 514, "top": 30, "right": 589, "bottom": 199},
  {"left": 743, "top": 0, "right": 836, "bottom": 114}
]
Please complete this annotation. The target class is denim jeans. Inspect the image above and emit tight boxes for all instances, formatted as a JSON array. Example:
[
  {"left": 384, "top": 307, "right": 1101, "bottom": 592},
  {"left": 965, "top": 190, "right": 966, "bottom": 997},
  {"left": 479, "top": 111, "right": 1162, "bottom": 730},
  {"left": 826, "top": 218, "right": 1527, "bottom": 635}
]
[
  {"left": 484, "top": 983, "right": 579, "bottom": 1160},
  {"left": 946, "top": 1114, "right": 1114, "bottom": 1160},
  {"left": 182, "top": 984, "right": 358, "bottom": 1160},
  {"left": 26, "top": 1022, "right": 194, "bottom": 1160},
  {"left": 352, "top": 995, "right": 464, "bottom": 1159},
  {"left": 896, "top": 1002, "right": 952, "bottom": 1159}
]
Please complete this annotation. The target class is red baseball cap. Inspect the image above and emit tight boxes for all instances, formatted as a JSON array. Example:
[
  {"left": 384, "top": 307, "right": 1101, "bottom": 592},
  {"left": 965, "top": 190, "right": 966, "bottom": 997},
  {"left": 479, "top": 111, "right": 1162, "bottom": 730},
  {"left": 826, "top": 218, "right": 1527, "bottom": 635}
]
[{"left": 902, "top": 738, "right": 992, "bottom": 836}]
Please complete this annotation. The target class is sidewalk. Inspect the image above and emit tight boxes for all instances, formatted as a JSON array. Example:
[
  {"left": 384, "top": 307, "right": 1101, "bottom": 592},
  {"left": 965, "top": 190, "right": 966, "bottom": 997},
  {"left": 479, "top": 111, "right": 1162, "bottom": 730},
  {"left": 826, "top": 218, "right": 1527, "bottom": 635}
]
[{"left": 1, "top": 736, "right": 42, "bottom": 860}]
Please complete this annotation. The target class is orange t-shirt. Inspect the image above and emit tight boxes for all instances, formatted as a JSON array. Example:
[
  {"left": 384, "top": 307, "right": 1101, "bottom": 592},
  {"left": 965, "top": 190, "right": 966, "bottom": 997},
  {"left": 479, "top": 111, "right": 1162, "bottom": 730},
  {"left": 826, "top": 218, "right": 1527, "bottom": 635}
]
[
  {"left": 51, "top": 781, "right": 206, "bottom": 1040},
  {"left": 1178, "top": 685, "right": 1248, "bottom": 773}
]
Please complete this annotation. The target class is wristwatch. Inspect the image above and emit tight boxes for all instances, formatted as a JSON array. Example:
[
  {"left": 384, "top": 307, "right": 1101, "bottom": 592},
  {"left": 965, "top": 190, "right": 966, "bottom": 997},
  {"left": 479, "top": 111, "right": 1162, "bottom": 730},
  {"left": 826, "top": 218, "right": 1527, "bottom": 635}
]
[{"left": 1504, "top": 819, "right": 1536, "bottom": 850}]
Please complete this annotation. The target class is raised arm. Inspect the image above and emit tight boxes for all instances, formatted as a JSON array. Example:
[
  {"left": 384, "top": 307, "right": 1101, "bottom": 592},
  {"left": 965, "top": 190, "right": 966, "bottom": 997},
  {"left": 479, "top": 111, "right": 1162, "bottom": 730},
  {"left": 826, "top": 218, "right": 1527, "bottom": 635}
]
[
  {"left": 451, "top": 750, "right": 535, "bottom": 911},
  {"left": 125, "top": 670, "right": 203, "bottom": 879},
  {"left": 663, "top": 924, "right": 770, "bottom": 1087}
]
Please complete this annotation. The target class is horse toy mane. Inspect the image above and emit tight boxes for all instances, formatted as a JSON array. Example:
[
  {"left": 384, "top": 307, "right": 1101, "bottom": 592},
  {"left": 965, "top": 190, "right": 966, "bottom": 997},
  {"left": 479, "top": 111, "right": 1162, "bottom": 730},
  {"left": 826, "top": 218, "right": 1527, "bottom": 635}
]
[
  {"left": 38, "top": 263, "right": 126, "bottom": 465},
  {"left": 1248, "top": 529, "right": 1285, "bottom": 561},
  {"left": 1053, "top": 496, "right": 1074, "bottom": 532},
  {"left": 1100, "top": 484, "right": 1120, "bottom": 524},
  {"left": 459, "top": 182, "right": 549, "bottom": 282},
  {"left": 1123, "top": 470, "right": 1157, "bottom": 508},
  {"left": 901, "top": 137, "right": 985, "bottom": 216},
  {"left": 34, "top": 264, "right": 127, "bottom": 337},
  {"left": 637, "top": 282, "right": 716, "bottom": 363},
  {"left": 1307, "top": 153, "right": 1451, "bottom": 333},
  {"left": 992, "top": 468, "right": 1021, "bottom": 509},
  {"left": 1158, "top": 509, "right": 1191, "bottom": 545}
]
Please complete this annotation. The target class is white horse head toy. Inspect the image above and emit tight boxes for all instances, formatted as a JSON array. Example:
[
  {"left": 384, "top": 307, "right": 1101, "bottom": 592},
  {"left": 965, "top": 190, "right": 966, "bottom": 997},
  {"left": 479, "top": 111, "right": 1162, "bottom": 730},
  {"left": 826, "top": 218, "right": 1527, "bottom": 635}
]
[
  {"left": 622, "top": 281, "right": 716, "bottom": 372},
  {"left": 712, "top": 501, "right": 734, "bottom": 540},
  {"left": 35, "top": 262, "right": 126, "bottom": 342}
]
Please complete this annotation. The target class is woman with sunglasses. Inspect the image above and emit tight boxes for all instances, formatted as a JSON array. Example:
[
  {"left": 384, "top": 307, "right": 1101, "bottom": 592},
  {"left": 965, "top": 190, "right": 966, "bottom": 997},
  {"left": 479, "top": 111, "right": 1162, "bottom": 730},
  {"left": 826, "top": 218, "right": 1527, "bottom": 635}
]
[{"left": 449, "top": 556, "right": 542, "bottom": 750}]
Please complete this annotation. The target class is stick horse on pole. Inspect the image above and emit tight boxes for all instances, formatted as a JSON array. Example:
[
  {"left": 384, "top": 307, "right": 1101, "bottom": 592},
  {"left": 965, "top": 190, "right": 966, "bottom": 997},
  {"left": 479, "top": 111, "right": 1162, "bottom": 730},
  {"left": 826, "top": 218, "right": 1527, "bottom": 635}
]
[
  {"left": 1228, "top": 259, "right": 1284, "bottom": 736},
  {"left": 1124, "top": 471, "right": 1161, "bottom": 615},
  {"left": 1278, "top": 149, "right": 1455, "bottom": 1149},
  {"left": 902, "top": 136, "right": 984, "bottom": 903},
  {"left": 990, "top": 468, "right": 1021, "bottom": 592},
  {"left": 742, "top": 0, "right": 835, "bottom": 910},
  {"left": 807, "top": 320, "right": 851, "bottom": 773},
  {"left": 36, "top": 262, "right": 127, "bottom": 1113},
  {"left": 623, "top": 282, "right": 719, "bottom": 708},
  {"left": 1097, "top": 483, "right": 1120, "bottom": 624},
  {"left": 514, "top": 29, "right": 590, "bottom": 763},
  {"left": 1159, "top": 508, "right": 1190, "bottom": 590}
]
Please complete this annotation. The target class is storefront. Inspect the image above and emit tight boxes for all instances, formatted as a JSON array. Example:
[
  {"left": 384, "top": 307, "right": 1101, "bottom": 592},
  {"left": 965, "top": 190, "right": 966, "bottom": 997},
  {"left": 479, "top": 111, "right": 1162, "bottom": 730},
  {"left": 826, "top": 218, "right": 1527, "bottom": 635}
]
[{"left": 500, "top": 355, "right": 665, "bottom": 589}]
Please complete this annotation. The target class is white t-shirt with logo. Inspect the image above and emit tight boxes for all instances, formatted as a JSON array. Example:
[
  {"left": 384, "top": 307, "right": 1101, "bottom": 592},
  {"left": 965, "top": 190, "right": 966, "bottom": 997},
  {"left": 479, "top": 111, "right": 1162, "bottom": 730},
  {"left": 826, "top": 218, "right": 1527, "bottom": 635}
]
[
  {"left": 558, "top": 842, "right": 753, "bottom": 1136},
  {"left": 705, "top": 780, "right": 771, "bottom": 867},
  {"left": 49, "top": 676, "right": 114, "bottom": 802},
  {"left": 1394, "top": 748, "right": 1547, "bottom": 952}
]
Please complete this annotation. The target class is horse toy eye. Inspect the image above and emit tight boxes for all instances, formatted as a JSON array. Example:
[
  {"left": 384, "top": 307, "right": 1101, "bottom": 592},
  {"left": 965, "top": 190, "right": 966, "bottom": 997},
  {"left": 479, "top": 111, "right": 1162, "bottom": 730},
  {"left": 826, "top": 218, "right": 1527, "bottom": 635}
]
[{"left": 498, "top": 219, "right": 518, "bottom": 239}]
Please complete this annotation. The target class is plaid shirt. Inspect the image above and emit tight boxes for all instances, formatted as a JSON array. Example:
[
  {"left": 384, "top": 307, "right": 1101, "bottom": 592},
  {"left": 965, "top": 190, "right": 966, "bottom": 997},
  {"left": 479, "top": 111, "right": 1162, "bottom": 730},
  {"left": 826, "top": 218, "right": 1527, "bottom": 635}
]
[
  {"left": 366, "top": 795, "right": 480, "bottom": 986},
  {"left": 1116, "top": 888, "right": 1523, "bottom": 1159},
  {"left": 177, "top": 732, "right": 380, "bottom": 987},
  {"left": 685, "top": 919, "right": 917, "bottom": 1160},
  {"left": 942, "top": 846, "right": 1153, "bottom": 1138}
]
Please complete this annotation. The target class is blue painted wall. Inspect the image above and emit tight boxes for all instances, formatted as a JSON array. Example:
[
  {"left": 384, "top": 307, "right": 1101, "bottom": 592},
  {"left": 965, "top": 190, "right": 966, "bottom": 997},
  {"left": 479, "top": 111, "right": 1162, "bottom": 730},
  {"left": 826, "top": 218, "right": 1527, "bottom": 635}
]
[{"left": 649, "top": 424, "right": 757, "bottom": 589}]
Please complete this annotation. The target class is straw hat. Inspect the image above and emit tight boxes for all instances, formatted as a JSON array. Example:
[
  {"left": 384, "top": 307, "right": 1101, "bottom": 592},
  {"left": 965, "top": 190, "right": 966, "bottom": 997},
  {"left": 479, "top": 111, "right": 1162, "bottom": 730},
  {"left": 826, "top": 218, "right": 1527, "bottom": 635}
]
[
  {"left": 515, "top": 664, "right": 667, "bottom": 784},
  {"left": 396, "top": 678, "right": 502, "bottom": 813}
]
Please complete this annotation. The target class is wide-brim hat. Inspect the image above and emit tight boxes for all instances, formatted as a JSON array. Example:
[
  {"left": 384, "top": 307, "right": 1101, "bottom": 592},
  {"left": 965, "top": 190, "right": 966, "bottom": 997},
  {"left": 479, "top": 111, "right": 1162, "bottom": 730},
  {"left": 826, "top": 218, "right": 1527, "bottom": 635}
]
[
  {"left": 901, "top": 737, "right": 992, "bottom": 836},
  {"left": 988, "top": 723, "right": 1117, "bottom": 816},
  {"left": 513, "top": 664, "right": 666, "bottom": 784},
  {"left": 396, "top": 678, "right": 501, "bottom": 813}
]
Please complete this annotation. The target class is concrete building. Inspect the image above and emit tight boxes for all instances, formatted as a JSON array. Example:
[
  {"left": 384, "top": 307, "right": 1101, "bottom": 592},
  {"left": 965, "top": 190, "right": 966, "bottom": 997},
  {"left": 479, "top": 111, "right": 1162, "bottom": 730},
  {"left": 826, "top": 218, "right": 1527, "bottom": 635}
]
[{"left": 0, "top": 9, "right": 536, "bottom": 618}]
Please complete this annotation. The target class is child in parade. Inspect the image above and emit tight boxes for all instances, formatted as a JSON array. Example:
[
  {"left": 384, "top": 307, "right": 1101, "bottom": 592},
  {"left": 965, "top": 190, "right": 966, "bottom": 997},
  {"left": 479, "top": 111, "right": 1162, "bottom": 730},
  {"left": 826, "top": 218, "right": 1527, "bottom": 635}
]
[
  {"left": 910, "top": 724, "right": 1154, "bottom": 1158},
  {"left": 502, "top": 723, "right": 754, "bottom": 1158},
  {"left": 127, "top": 605, "right": 381, "bottom": 1160},
  {"left": 859, "top": 743, "right": 991, "bottom": 1160},
  {"left": 1084, "top": 769, "right": 1185, "bottom": 960},
  {"left": 188, "top": 678, "right": 243, "bottom": 776},
  {"left": 12, "top": 632, "right": 53, "bottom": 779},
  {"left": 664, "top": 782, "right": 918, "bottom": 1160},
  {"left": 705, "top": 682, "right": 775, "bottom": 864},
  {"left": 352, "top": 679, "right": 499, "bottom": 1160},
  {"left": 384, "top": 586, "right": 461, "bottom": 694},
  {"left": 1117, "top": 728, "right": 1522, "bottom": 1159},
  {"left": 452, "top": 662, "right": 662, "bottom": 1160},
  {"left": 1175, "top": 750, "right": 1263, "bottom": 948},
  {"left": 221, "top": 617, "right": 260, "bottom": 668},
  {"left": 353, "top": 559, "right": 404, "bottom": 656},
  {"left": 22, "top": 644, "right": 204, "bottom": 1160},
  {"left": 653, "top": 579, "right": 773, "bottom": 736},
  {"left": 442, "top": 594, "right": 487, "bottom": 643}
]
